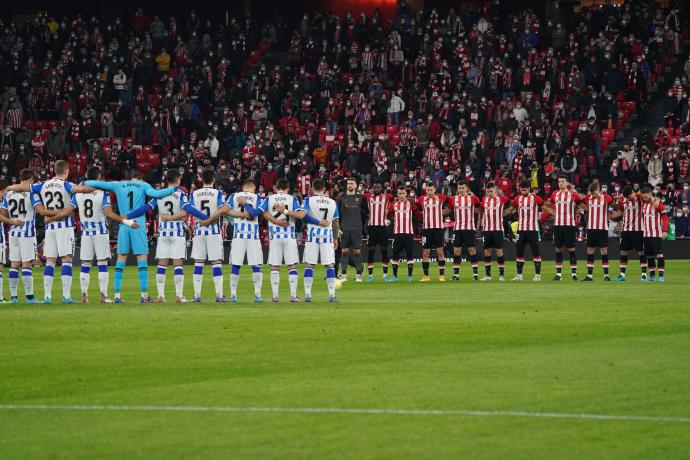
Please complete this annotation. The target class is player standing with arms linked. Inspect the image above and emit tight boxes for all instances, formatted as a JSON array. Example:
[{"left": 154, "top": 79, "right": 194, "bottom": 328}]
[
  {"left": 416, "top": 182, "right": 449, "bottom": 282},
  {"left": 450, "top": 181, "right": 481, "bottom": 281},
  {"left": 126, "top": 169, "right": 209, "bottom": 303},
  {"left": 337, "top": 178, "right": 365, "bottom": 282},
  {"left": 479, "top": 182, "right": 508, "bottom": 281},
  {"left": 363, "top": 182, "right": 394, "bottom": 282},
  {"left": 85, "top": 172, "right": 178, "bottom": 303},
  {"left": 640, "top": 186, "right": 667, "bottom": 282},
  {"left": 389, "top": 186, "right": 416, "bottom": 282},
  {"left": 503, "top": 180, "right": 543, "bottom": 281},
  {"left": 544, "top": 175, "right": 581, "bottom": 281},
  {"left": 298, "top": 179, "right": 340, "bottom": 302},
  {"left": 610, "top": 185, "right": 647, "bottom": 281},
  {"left": 581, "top": 182, "right": 613, "bottom": 281}
]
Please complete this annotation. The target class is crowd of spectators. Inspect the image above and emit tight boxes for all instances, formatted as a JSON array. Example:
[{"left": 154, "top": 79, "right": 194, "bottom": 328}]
[{"left": 1, "top": 0, "right": 689, "bottom": 239}]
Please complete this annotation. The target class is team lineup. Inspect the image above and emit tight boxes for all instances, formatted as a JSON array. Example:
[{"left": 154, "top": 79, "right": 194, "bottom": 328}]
[{"left": 0, "top": 162, "right": 667, "bottom": 305}]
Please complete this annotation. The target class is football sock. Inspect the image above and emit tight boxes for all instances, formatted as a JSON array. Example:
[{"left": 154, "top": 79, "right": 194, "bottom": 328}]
[
  {"left": 438, "top": 259, "right": 445, "bottom": 276},
  {"left": 288, "top": 268, "right": 298, "bottom": 297},
  {"left": 22, "top": 268, "right": 34, "bottom": 297},
  {"left": 44, "top": 263, "right": 55, "bottom": 298},
  {"left": 587, "top": 254, "right": 595, "bottom": 276},
  {"left": 657, "top": 255, "right": 665, "bottom": 277},
  {"left": 534, "top": 256, "right": 542, "bottom": 275},
  {"left": 174, "top": 266, "right": 184, "bottom": 298},
  {"left": 80, "top": 264, "right": 91, "bottom": 295},
  {"left": 367, "top": 263, "right": 374, "bottom": 276},
  {"left": 555, "top": 252, "right": 563, "bottom": 275},
  {"left": 8, "top": 268, "right": 19, "bottom": 298},
  {"left": 137, "top": 259, "right": 148, "bottom": 297},
  {"left": 407, "top": 261, "right": 414, "bottom": 277},
  {"left": 484, "top": 256, "right": 492, "bottom": 276},
  {"left": 114, "top": 261, "right": 125, "bottom": 298},
  {"left": 156, "top": 265, "right": 167, "bottom": 298},
  {"left": 647, "top": 258, "right": 656, "bottom": 278},
  {"left": 340, "top": 254, "right": 348, "bottom": 275},
  {"left": 61, "top": 262, "right": 73, "bottom": 299},
  {"left": 453, "top": 256, "right": 461, "bottom": 276},
  {"left": 516, "top": 257, "right": 524, "bottom": 275},
  {"left": 569, "top": 250, "right": 577, "bottom": 275},
  {"left": 602, "top": 255, "right": 609, "bottom": 276},
  {"left": 252, "top": 266, "right": 262, "bottom": 297},
  {"left": 422, "top": 261, "right": 430, "bottom": 276},
  {"left": 193, "top": 262, "right": 204, "bottom": 298},
  {"left": 0, "top": 270, "right": 3, "bottom": 299},
  {"left": 326, "top": 267, "right": 336, "bottom": 297},
  {"left": 498, "top": 256, "right": 505, "bottom": 276},
  {"left": 391, "top": 260, "right": 399, "bottom": 277},
  {"left": 470, "top": 254, "right": 478, "bottom": 277},
  {"left": 212, "top": 264, "right": 223, "bottom": 297},
  {"left": 381, "top": 250, "right": 389, "bottom": 275},
  {"left": 640, "top": 255, "right": 648, "bottom": 275},
  {"left": 619, "top": 254, "right": 628, "bottom": 275},
  {"left": 270, "top": 270, "right": 280, "bottom": 298},
  {"left": 230, "top": 265, "right": 240, "bottom": 297},
  {"left": 98, "top": 263, "right": 109, "bottom": 297},
  {"left": 303, "top": 266, "right": 314, "bottom": 297}
]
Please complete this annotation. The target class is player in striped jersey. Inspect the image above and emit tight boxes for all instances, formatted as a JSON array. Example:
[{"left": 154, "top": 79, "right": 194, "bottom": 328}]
[
  {"left": 479, "top": 182, "right": 509, "bottom": 281},
  {"left": 363, "top": 182, "right": 394, "bottom": 282},
  {"left": 416, "top": 182, "right": 449, "bottom": 282},
  {"left": 189, "top": 169, "right": 248, "bottom": 302},
  {"left": 299, "top": 179, "right": 340, "bottom": 302},
  {"left": 545, "top": 175, "right": 581, "bottom": 281},
  {"left": 46, "top": 167, "right": 132, "bottom": 304},
  {"left": 8, "top": 160, "right": 93, "bottom": 303},
  {"left": 127, "top": 170, "right": 209, "bottom": 303},
  {"left": 609, "top": 186, "right": 647, "bottom": 281},
  {"left": 581, "top": 182, "right": 614, "bottom": 281},
  {"left": 640, "top": 186, "right": 667, "bottom": 282},
  {"left": 503, "top": 180, "right": 543, "bottom": 281},
  {"left": 201, "top": 179, "right": 264, "bottom": 302},
  {"left": 0, "top": 181, "right": 32, "bottom": 303},
  {"left": 1, "top": 169, "right": 51, "bottom": 304},
  {"left": 450, "top": 181, "right": 481, "bottom": 281},
  {"left": 389, "top": 186, "right": 416, "bottom": 282},
  {"left": 266, "top": 179, "right": 327, "bottom": 302}
]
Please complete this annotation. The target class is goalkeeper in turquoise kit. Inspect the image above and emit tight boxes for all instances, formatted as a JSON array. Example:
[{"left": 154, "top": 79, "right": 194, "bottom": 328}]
[{"left": 85, "top": 172, "right": 178, "bottom": 302}]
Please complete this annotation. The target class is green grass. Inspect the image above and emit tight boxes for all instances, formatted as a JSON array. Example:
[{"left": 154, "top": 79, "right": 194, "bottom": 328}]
[{"left": 0, "top": 261, "right": 689, "bottom": 459}]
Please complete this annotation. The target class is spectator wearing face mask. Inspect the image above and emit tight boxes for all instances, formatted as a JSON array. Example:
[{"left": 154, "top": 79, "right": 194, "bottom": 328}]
[{"left": 673, "top": 206, "right": 689, "bottom": 238}]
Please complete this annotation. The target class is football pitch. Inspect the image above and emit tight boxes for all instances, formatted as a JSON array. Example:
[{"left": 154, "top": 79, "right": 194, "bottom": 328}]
[{"left": 1, "top": 260, "right": 689, "bottom": 459}]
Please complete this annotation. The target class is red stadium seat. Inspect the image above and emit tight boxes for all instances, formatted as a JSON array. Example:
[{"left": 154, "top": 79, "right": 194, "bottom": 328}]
[
  {"left": 23, "top": 120, "right": 35, "bottom": 131},
  {"left": 35, "top": 120, "right": 47, "bottom": 130},
  {"left": 602, "top": 129, "right": 616, "bottom": 141}
]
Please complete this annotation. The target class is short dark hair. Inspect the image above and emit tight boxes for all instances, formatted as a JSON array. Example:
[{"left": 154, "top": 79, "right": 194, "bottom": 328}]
[
  {"left": 486, "top": 181, "right": 496, "bottom": 189},
  {"left": 133, "top": 171, "right": 146, "bottom": 180},
  {"left": 165, "top": 169, "right": 181, "bottom": 183},
  {"left": 622, "top": 185, "right": 633, "bottom": 197},
  {"left": 201, "top": 167, "right": 215, "bottom": 184},
  {"left": 519, "top": 180, "right": 530, "bottom": 189},
  {"left": 312, "top": 178, "right": 326, "bottom": 192},
  {"left": 86, "top": 166, "right": 101, "bottom": 181},
  {"left": 397, "top": 185, "right": 407, "bottom": 192},
  {"left": 588, "top": 182, "right": 600, "bottom": 193},
  {"left": 275, "top": 178, "right": 289, "bottom": 191},
  {"left": 456, "top": 180, "right": 467, "bottom": 187},
  {"left": 20, "top": 168, "right": 35, "bottom": 181},
  {"left": 557, "top": 174, "right": 568, "bottom": 181},
  {"left": 640, "top": 185, "right": 652, "bottom": 194}
]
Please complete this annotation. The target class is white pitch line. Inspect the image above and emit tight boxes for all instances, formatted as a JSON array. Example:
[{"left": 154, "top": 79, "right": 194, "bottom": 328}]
[{"left": 0, "top": 404, "right": 689, "bottom": 424}]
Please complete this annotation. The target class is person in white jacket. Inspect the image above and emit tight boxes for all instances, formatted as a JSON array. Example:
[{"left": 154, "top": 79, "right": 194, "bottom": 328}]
[{"left": 387, "top": 91, "right": 405, "bottom": 125}]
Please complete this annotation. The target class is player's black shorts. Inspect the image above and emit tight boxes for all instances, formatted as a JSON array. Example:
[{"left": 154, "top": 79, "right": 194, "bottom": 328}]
[
  {"left": 367, "top": 226, "right": 390, "bottom": 247},
  {"left": 620, "top": 231, "right": 644, "bottom": 252},
  {"left": 643, "top": 237, "right": 663, "bottom": 257},
  {"left": 482, "top": 231, "right": 504, "bottom": 249},
  {"left": 341, "top": 228, "right": 362, "bottom": 249},
  {"left": 453, "top": 230, "right": 476, "bottom": 248},
  {"left": 586, "top": 229, "right": 609, "bottom": 248},
  {"left": 392, "top": 234, "right": 414, "bottom": 259},
  {"left": 553, "top": 226, "right": 576, "bottom": 248},
  {"left": 516, "top": 231, "right": 541, "bottom": 256},
  {"left": 422, "top": 228, "right": 444, "bottom": 249}
]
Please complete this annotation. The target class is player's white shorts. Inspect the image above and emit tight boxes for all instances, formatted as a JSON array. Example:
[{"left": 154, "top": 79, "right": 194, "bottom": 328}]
[
  {"left": 303, "top": 241, "right": 335, "bottom": 266},
  {"left": 156, "top": 236, "right": 187, "bottom": 260},
  {"left": 191, "top": 234, "right": 224, "bottom": 261},
  {"left": 9, "top": 236, "right": 37, "bottom": 263},
  {"left": 230, "top": 238, "right": 263, "bottom": 266},
  {"left": 268, "top": 238, "right": 299, "bottom": 266},
  {"left": 0, "top": 241, "right": 6, "bottom": 265},
  {"left": 80, "top": 234, "right": 111, "bottom": 261},
  {"left": 44, "top": 228, "right": 75, "bottom": 258}
]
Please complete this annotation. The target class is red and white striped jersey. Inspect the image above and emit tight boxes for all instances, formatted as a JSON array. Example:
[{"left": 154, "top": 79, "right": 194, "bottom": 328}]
[
  {"left": 451, "top": 194, "right": 480, "bottom": 230},
  {"left": 511, "top": 194, "right": 543, "bottom": 232},
  {"left": 642, "top": 201, "right": 665, "bottom": 238},
  {"left": 618, "top": 194, "right": 643, "bottom": 232},
  {"left": 481, "top": 195, "right": 508, "bottom": 232},
  {"left": 550, "top": 190, "right": 581, "bottom": 226},
  {"left": 364, "top": 192, "right": 393, "bottom": 227},
  {"left": 416, "top": 194, "right": 448, "bottom": 229},
  {"left": 584, "top": 193, "right": 613, "bottom": 231},
  {"left": 390, "top": 200, "right": 415, "bottom": 234}
]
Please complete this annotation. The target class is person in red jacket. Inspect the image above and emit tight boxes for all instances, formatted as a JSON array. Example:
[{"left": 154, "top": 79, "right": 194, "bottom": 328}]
[{"left": 259, "top": 164, "right": 278, "bottom": 192}]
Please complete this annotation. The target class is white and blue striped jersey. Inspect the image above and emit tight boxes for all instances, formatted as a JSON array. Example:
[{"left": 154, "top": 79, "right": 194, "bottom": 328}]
[
  {"left": 226, "top": 191, "right": 260, "bottom": 240},
  {"left": 258, "top": 192, "right": 301, "bottom": 240},
  {"left": 191, "top": 188, "right": 225, "bottom": 236},
  {"left": 303, "top": 195, "right": 339, "bottom": 243},
  {"left": 1, "top": 190, "right": 40, "bottom": 238},
  {"left": 32, "top": 178, "right": 76, "bottom": 229},
  {"left": 71, "top": 191, "right": 111, "bottom": 236},
  {"left": 149, "top": 191, "right": 189, "bottom": 237}
]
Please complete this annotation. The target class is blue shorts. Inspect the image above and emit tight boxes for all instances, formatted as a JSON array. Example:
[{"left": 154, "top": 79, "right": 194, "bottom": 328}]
[{"left": 117, "top": 226, "right": 149, "bottom": 255}]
